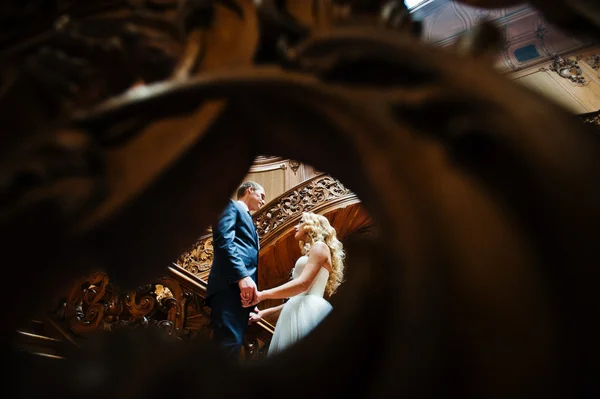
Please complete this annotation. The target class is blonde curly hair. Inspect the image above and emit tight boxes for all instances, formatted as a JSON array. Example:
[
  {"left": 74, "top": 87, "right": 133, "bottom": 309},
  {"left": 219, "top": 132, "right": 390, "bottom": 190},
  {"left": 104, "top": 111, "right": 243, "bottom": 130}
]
[{"left": 298, "top": 212, "right": 345, "bottom": 296}]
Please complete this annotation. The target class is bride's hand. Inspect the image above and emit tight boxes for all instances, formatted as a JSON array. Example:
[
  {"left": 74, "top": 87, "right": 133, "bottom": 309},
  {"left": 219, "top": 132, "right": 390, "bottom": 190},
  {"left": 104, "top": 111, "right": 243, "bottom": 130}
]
[
  {"left": 243, "top": 290, "right": 262, "bottom": 308},
  {"left": 254, "top": 291, "right": 263, "bottom": 305},
  {"left": 248, "top": 310, "right": 263, "bottom": 325}
]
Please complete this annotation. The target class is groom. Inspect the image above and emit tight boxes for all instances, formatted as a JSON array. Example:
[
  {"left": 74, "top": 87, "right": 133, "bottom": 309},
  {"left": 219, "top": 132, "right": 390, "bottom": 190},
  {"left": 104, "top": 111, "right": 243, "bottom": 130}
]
[{"left": 206, "top": 181, "right": 266, "bottom": 359}]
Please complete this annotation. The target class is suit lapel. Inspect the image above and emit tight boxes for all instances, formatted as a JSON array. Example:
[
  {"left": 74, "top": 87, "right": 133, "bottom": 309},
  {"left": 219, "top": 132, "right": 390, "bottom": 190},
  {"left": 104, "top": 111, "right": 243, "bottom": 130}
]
[
  {"left": 249, "top": 212, "right": 259, "bottom": 249},
  {"left": 236, "top": 201, "right": 259, "bottom": 249},
  {"left": 255, "top": 221, "right": 260, "bottom": 250}
]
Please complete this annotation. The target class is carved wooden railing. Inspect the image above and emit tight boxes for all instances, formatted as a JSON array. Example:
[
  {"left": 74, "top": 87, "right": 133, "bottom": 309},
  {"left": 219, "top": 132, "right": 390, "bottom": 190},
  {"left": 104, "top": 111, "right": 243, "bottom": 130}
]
[
  {"left": 50, "top": 271, "right": 205, "bottom": 340},
  {"left": 175, "top": 173, "right": 356, "bottom": 276},
  {"left": 45, "top": 266, "right": 272, "bottom": 360},
  {"left": 175, "top": 233, "right": 214, "bottom": 281},
  {"left": 254, "top": 174, "right": 356, "bottom": 247}
]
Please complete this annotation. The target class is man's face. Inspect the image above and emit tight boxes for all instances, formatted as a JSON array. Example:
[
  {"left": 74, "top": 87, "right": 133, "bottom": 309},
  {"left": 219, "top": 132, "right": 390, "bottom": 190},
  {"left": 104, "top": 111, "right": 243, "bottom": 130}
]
[{"left": 248, "top": 186, "right": 266, "bottom": 212}]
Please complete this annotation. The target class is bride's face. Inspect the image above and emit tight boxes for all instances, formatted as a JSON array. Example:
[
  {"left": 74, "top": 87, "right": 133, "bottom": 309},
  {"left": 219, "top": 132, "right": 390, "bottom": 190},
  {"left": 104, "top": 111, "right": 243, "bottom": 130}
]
[{"left": 294, "top": 221, "right": 308, "bottom": 241}]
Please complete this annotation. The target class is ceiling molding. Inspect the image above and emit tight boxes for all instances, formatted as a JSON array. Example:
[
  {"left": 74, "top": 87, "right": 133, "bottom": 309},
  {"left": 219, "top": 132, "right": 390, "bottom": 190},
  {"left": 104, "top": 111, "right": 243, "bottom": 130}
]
[
  {"left": 411, "top": 0, "right": 595, "bottom": 73},
  {"left": 249, "top": 156, "right": 288, "bottom": 172}
]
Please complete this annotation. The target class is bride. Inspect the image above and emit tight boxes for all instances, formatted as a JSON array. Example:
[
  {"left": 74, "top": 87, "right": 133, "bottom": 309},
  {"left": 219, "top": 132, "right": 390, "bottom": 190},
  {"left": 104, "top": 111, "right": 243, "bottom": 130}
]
[{"left": 242, "top": 211, "right": 345, "bottom": 355}]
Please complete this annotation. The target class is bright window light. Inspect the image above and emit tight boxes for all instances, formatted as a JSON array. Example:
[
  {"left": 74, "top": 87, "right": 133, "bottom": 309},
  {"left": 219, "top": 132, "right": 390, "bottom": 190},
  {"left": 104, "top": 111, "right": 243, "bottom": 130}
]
[{"left": 404, "top": 0, "right": 426, "bottom": 8}]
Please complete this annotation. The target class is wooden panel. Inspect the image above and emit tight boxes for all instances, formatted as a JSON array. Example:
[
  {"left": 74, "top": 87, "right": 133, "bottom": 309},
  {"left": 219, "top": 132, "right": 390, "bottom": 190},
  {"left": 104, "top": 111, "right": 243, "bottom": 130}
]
[
  {"left": 509, "top": 46, "right": 600, "bottom": 114},
  {"left": 239, "top": 160, "right": 321, "bottom": 201},
  {"left": 544, "top": 68, "right": 600, "bottom": 113},
  {"left": 515, "top": 71, "right": 588, "bottom": 114},
  {"left": 244, "top": 168, "right": 286, "bottom": 202},
  {"left": 283, "top": 162, "right": 320, "bottom": 191}
]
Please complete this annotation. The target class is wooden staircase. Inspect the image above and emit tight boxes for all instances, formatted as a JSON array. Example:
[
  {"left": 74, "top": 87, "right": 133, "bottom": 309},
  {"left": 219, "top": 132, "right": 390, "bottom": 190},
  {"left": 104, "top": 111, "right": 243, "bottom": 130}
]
[
  {"left": 13, "top": 174, "right": 371, "bottom": 362},
  {"left": 175, "top": 173, "right": 372, "bottom": 324}
]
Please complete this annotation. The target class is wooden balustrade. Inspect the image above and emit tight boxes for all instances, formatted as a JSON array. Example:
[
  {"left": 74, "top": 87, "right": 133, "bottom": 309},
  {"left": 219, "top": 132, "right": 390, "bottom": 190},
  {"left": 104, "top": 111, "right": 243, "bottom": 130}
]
[{"left": 50, "top": 271, "right": 204, "bottom": 341}]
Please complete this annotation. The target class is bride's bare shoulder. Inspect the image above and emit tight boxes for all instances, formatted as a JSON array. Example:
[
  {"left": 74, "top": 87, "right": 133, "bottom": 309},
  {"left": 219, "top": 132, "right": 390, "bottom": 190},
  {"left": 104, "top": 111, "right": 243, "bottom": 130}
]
[{"left": 308, "top": 241, "right": 330, "bottom": 258}]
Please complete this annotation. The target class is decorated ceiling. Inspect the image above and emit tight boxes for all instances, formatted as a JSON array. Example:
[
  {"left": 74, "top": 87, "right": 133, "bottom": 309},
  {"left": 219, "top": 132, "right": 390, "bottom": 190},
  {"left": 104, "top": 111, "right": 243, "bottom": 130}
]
[{"left": 409, "top": 0, "right": 595, "bottom": 72}]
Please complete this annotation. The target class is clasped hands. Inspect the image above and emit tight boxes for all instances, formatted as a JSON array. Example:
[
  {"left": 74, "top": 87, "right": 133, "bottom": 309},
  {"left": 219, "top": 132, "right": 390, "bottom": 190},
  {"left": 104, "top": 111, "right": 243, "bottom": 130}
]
[
  {"left": 240, "top": 286, "right": 262, "bottom": 307},
  {"left": 238, "top": 276, "right": 262, "bottom": 308},
  {"left": 239, "top": 277, "right": 263, "bottom": 325}
]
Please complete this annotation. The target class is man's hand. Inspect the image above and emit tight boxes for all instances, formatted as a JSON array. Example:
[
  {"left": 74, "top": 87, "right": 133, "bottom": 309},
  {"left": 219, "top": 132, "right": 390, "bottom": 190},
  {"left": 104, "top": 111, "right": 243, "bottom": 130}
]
[
  {"left": 241, "top": 286, "right": 258, "bottom": 307},
  {"left": 239, "top": 276, "right": 257, "bottom": 305},
  {"left": 242, "top": 289, "right": 262, "bottom": 308}
]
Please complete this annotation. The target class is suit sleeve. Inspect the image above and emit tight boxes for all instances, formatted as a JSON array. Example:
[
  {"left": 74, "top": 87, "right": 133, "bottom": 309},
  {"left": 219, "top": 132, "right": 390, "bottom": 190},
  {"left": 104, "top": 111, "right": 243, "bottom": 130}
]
[{"left": 213, "top": 201, "right": 249, "bottom": 283}]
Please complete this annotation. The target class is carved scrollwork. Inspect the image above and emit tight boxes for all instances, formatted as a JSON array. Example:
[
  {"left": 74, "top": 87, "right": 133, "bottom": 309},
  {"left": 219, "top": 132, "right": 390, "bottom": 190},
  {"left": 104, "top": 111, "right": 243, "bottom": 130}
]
[
  {"left": 53, "top": 271, "right": 200, "bottom": 339},
  {"left": 152, "top": 277, "right": 190, "bottom": 337},
  {"left": 289, "top": 159, "right": 301, "bottom": 174},
  {"left": 62, "top": 272, "right": 111, "bottom": 335},
  {"left": 253, "top": 175, "right": 350, "bottom": 237},
  {"left": 583, "top": 54, "right": 600, "bottom": 71},
  {"left": 549, "top": 53, "right": 587, "bottom": 85},
  {"left": 125, "top": 284, "right": 156, "bottom": 327},
  {"left": 155, "top": 283, "right": 174, "bottom": 301},
  {"left": 175, "top": 234, "right": 214, "bottom": 277}
]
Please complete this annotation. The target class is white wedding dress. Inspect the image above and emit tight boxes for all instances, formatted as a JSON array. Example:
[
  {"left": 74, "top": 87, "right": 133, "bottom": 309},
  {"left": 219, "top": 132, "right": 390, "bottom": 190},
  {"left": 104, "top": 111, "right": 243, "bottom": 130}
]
[{"left": 268, "top": 255, "right": 332, "bottom": 356}]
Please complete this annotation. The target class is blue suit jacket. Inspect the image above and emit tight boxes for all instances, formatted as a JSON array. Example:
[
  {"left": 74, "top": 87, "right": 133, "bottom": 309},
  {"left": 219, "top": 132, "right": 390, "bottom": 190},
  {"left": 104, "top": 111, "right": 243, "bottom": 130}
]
[{"left": 206, "top": 199, "right": 259, "bottom": 302}]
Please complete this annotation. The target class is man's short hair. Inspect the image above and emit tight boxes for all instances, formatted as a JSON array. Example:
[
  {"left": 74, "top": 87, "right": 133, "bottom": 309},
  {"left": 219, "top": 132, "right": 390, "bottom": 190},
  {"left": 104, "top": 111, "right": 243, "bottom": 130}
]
[{"left": 236, "top": 181, "right": 262, "bottom": 199}]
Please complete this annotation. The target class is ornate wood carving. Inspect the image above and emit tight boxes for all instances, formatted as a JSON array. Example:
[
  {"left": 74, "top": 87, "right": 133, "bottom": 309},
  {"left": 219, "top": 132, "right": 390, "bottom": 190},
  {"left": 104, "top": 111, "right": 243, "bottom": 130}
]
[
  {"left": 583, "top": 54, "right": 600, "bottom": 71},
  {"left": 53, "top": 271, "right": 203, "bottom": 340},
  {"left": 288, "top": 160, "right": 301, "bottom": 174},
  {"left": 175, "top": 233, "right": 214, "bottom": 278},
  {"left": 253, "top": 174, "right": 351, "bottom": 238},
  {"left": 61, "top": 272, "right": 112, "bottom": 335},
  {"left": 548, "top": 54, "right": 587, "bottom": 85},
  {"left": 50, "top": 267, "right": 273, "bottom": 358}
]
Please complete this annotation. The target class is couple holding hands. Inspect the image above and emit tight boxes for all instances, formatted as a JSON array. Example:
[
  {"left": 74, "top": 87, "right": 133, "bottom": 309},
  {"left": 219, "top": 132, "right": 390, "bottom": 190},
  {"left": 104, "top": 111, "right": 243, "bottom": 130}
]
[{"left": 205, "top": 181, "right": 345, "bottom": 359}]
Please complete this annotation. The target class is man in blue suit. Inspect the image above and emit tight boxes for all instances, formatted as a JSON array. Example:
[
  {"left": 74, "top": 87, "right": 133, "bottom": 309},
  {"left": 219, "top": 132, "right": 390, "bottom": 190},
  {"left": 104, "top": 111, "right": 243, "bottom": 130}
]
[{"left": 206, "top": 181, "right": 266, "bottom": 359}]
